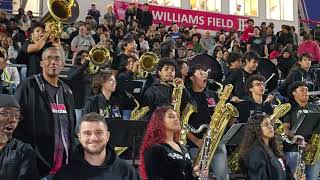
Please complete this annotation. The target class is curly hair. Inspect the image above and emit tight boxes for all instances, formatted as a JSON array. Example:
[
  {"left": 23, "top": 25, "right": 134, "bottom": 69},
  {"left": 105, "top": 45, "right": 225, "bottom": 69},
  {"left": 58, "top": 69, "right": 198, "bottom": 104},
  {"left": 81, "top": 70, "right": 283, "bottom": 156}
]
[
  {"left": 139, "top": 106, "right": 180, "bottom": 179},
  {"left": 238, "top": 113, "right": 283, "bottom": 173},
  {"left": 91, "top": 71, "right": 114, "bottom": 95}
]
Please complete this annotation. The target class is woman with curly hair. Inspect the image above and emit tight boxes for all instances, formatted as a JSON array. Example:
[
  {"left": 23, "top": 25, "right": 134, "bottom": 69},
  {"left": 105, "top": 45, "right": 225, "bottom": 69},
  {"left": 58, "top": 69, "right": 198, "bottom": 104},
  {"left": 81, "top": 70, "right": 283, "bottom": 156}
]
[
  {"left": 238, "top": 113, "right": 297, "bottom": 180},
  {"left": 139, "top": 106, "right": 201, "bottom": 180}
]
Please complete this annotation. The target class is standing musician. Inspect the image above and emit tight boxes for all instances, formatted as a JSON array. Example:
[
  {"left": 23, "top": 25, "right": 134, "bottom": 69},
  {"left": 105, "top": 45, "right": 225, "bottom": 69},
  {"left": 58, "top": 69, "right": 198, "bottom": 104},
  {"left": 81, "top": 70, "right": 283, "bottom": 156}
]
[
  {"left": 239, "top": 113, "right": 295, "bottom": 180},
  {"left": 283, "top": 81, "right": 320, "bottom": 180},
  {"left": 142, "top": 58, "right": 191, "bottom": 119},
  {"left": 223, "top": 51, "right": 260, "bottom": 103},
  {"left": 83, "top": 71, "right": 134, "bottom": 123},
  {"left": 21, "top": 22, "right": 61, "bottom": 77},
  {"left": 236, "top": 75, "right": 274, "bottom": 123},
  {"left": 139, "top": 106, "right": 203, "bottom": 179},
  {"left": 111, "top": 37, "right": 136, "bottom": 76},
  {"left": 186, "top": 64, "right": 230, "bottom": 180}
]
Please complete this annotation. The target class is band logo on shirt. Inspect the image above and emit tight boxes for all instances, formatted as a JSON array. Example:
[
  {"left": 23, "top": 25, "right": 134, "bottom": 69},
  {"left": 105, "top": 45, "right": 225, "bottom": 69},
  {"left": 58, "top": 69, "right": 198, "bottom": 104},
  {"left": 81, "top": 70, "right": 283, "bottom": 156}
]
[
  {"left": 206, "top": 98, "right": 216, "bottom": 108},
  {"left": 50, "top": 103, "right": 67, "bottom": 114}
]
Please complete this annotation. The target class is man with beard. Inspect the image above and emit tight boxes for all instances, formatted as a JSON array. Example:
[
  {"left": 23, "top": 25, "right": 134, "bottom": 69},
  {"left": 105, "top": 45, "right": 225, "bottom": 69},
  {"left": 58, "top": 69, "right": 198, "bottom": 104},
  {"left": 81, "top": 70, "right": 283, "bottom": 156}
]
[
  {"left": 14, "top": 47, "right": 75, "bottom": 178},
  {"left": 223, "top": 51, "right": 260, "bottom": 102},
  {"left": 0, "top": 94, "right": 39, "bottom": 179},
  {"left": 53, "top": 112, "right": 140, "bottom": 180}
]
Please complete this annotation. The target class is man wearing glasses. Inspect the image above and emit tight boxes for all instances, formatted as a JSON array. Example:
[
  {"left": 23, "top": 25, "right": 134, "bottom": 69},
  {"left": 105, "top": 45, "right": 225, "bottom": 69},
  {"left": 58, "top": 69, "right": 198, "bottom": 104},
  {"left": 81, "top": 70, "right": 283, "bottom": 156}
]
[
  {"left": 0, "top": 94, "right": 39, "bottom": 179},
  {"left": 14, "top": 47, "right": 75, "bottom": 179}
]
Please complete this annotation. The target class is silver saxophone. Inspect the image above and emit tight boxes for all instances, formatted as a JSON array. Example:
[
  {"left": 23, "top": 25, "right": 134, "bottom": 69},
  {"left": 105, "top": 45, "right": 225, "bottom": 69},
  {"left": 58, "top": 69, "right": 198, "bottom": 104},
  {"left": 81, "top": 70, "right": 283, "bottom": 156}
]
[{"left": 187, "top": 124, "right": 210, "bottom": 180}]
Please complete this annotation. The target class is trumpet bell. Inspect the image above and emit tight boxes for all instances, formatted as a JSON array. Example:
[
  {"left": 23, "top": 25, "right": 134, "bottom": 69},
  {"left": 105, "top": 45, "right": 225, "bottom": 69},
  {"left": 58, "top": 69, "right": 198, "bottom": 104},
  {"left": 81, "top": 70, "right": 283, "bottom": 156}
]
[{"left": 47, "top": 0, "right": 79, "bottom": 24}]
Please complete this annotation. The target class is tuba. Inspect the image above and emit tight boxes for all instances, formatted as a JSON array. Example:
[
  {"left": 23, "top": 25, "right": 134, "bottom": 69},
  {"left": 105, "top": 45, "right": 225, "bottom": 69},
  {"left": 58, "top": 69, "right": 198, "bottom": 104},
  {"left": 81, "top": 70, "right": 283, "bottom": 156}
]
[
  {"left": 194, "top": 84, "right": 239, "bottom": 167},
  {"left": 40, "top": 0, "right": 79, "bottom": 40},
  {"left": 87, "top": 47, "right": 111, "bottom": 74},
  {"left": 136, "top": 52, "right": 159, "bottom": 78}
]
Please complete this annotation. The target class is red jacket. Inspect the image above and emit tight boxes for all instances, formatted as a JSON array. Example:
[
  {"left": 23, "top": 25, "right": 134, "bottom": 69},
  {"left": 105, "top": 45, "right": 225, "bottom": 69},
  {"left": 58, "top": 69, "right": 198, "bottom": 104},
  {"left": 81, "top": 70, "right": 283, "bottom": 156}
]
[
  {"left": 298, "top": 40, "right": 320, "bottom": 62},
  {"left": 240, "top": 26, "right": 254, "bottom": 42}
]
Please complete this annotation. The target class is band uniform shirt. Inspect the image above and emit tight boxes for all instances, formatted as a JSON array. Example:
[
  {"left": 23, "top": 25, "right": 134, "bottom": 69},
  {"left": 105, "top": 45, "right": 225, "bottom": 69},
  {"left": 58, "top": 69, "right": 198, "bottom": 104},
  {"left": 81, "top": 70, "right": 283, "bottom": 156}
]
[
  {"left": 144, "top": 143, "right": 196, "bottom": 180},
  {"left": 187, "top": 88, "right": 217, "bottom": 148}
]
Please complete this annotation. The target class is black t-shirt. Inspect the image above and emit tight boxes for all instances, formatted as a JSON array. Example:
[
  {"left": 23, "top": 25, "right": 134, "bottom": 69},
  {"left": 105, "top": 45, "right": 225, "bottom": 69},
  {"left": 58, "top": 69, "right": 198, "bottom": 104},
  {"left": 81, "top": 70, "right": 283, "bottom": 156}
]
[
  {"left": 187, "top": 88, "right": 217, "bottom": 148},
  {"left": 248, "top": 36, "right": 266, "bottom": 57},
  {"left": 236, "top": 96, "right": 273, "bottom": 123},
  {"left": 144, "top": 143, "right": 195, "bottom": 180},
  {"left": 44, "top": 80, "right": 70, "bottom": 168},
  {"left": 111, "top": 53, "right": 129, "bottom": 71},
  {"left": 21, "top": 41, "right": 54, "bottom": 77}
]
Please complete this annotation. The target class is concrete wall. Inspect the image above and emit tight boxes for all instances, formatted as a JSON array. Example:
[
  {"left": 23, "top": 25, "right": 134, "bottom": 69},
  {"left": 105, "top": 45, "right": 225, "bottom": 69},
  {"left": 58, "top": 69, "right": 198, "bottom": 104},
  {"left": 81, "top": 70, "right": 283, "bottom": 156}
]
[{"left": 40, "top": 0, "right": 299, "bottom": 32}]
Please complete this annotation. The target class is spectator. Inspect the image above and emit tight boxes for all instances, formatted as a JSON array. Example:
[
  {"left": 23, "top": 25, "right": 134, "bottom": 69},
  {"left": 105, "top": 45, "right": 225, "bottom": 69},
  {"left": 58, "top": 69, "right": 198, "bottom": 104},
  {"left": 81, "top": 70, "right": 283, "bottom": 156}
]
[
  {"left": 87, "top": 3, "right": 101, "bottom": 25},
  {"left": 297, "top": 33, "right": 320, "bottom": 64},
  {"left": 276, "top": 25, "right": 293, "bottom": 48},
  {"left": 247, "top": 26, "right": 268, "bottom": 58},
  {"left": 191, "top": 34, "right": 203, "bottom": 54},
  {"left": 139, "top": 3, "right": 153, "bottom": 30},
  {"left": 0, "top": 94, "right": 39, "bottom": 179},
  {"left": 240, "top": 19, "right": 254, "bottom": 43},
  {"left": 0, "top": 48, "right": 20, "bottom": 95},
  {"left": 200, "top": 30, "right": 215, "bottom": 53},
  {"left": 71, "top": 25, "right": 96, "bottom": 53},
  {"left": 103, "top": 4, "right": 117, "bottom": 30},
  {"left": 277, "top": 48, "right": 296, "bottom": 79}
]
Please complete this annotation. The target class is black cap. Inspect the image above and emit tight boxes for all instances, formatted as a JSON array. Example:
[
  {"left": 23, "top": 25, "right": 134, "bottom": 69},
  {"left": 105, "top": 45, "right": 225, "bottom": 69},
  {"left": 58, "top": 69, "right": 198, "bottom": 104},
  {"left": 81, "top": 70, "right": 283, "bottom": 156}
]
[{"left": 0, "top": 95, "right": 20, "bottom": 109}]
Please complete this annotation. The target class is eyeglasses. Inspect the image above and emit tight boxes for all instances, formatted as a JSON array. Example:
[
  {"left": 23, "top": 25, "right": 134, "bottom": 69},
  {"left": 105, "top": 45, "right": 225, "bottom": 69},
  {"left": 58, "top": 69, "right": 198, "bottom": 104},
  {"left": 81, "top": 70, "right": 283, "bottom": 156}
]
[
  {"left": 45, "top": 56, "right": 62, "bottom": 62},
  {"left": 0, "top": 111, "right": 22, "bottom": 121}
]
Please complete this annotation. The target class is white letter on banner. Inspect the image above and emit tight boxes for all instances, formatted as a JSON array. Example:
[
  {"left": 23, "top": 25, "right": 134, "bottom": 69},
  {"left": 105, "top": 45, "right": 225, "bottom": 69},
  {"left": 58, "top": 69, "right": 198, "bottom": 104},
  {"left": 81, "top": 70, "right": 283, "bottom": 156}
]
[
  {"left": 199, "top": 16, "right": 205, "bottom": 25},
  {"left": 227, "top": 19, "right": 233, "bottom": 28},
  {"left": 152, "top": 11, "right": 164, "bottom": 21}
]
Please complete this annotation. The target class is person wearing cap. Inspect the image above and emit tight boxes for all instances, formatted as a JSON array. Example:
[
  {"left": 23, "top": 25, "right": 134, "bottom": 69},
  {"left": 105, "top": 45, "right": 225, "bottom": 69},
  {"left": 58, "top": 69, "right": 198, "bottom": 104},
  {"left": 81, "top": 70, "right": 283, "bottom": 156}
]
[
  {"left": 0, "top": 47, "right": 20, "bottom": 94},
  {"left": 87, "top": 3, "right": 101, "bottom": 26},
  {"left": 14, "top": 47, "right": 75, "bottom": 178},
  {"left": 0, "top": 94, "right": 39, "bottom": 179}
]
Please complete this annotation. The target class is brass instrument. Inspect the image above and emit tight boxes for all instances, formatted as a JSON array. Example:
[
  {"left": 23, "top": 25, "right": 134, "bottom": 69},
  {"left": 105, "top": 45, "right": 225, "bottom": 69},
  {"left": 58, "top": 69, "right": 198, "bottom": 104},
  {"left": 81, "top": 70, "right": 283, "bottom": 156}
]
[
  {"left": 41, "top": 0, "right": 79, "bottom": 39},
  {"left": 304, "top": 134, "right": 320, "bottom": 165},
  {"left": 194, "top": 84, "right": 239, "bottom": 167},
  {"left": 295, "top": 145, "right": 306, "bottom": 180},
  {"left": 228, "top": 101, "right": 292, "bottom": 173},
  {"left": 136, "top": 52, "right": 159, "bottom": 79},
  {"left": 87, "top": 47, "right": 111, "bottom": 74},
  {"left": 171, "top": 80, "right": 184, "bottom": 119},
  {"left": 179, "top": 103, "right": 197, "bottom": 145},
  {"left": 188, "top": 124, "right": 211, "bottom": 180},
  {"left": 114, "top": 92, "right": 149, "bottom": 155}
]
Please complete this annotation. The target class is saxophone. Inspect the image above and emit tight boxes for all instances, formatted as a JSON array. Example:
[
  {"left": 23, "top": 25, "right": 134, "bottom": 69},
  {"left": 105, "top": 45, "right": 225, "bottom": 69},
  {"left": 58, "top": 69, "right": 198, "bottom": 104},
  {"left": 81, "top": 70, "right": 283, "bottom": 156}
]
[
  {"left": 228, "top": 101, "right": 292, "bottom": 173},
  {"left": 179, "top": 103, "right": 197, "bottom": 145},
  {"left": 114, "top": 92, "right": 149, "bottom": 155},
  {"left": 295, "top": 145, "right": 306, "bottom": 180},
  {"left": 194, "top": 84, "right": 239, "bottom": 167},
  {"left": 304, "top": 134, "right": 320, "bottom": 165},
  {"left": 171, "top": 81, "right": 184, "bottom": 118}
]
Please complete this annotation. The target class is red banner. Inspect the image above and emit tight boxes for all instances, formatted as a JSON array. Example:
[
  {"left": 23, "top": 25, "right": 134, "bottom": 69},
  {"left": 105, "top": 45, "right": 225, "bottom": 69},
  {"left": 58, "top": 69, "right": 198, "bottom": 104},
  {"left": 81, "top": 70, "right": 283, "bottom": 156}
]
[{"left": 114, "top": 1, "right": 249, "bottom": 31}]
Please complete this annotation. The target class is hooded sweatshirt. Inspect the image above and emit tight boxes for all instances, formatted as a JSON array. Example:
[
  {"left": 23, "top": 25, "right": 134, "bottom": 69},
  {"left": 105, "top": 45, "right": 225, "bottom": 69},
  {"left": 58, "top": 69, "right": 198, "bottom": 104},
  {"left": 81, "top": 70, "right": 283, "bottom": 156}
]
[{"left": 53, "top": 144, "right": 140, "bottom": 180}]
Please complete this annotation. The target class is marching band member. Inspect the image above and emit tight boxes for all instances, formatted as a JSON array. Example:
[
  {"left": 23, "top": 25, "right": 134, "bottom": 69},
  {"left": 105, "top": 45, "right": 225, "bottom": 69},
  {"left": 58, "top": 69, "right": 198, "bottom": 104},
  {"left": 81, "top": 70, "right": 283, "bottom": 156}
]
[
  {"left": 283, "top": 81, "right": 320, "bottom": 180},
  {"left": 142, "top": 58, "right": 191, "bottom": 119},
  {"left": 186, "top": 64, "right": 230, "bottom": 180},
  {"left": 236, "top": 75, "right": 273, "bottom": 123},
  {"left": 139, "top": 106, "right": 202, "bottom": 180},
  {"left": 223, "top": 51, "right": 260, "bottom": 103},
  {"left": 239, "top": 113, "right": 294, "bottom": 180}
]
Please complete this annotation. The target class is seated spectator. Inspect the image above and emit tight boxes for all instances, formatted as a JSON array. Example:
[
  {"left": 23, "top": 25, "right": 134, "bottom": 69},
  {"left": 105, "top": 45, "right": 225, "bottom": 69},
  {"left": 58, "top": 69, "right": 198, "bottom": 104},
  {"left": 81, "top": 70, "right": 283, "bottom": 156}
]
[
  {"left": 71, "top": 25, "right": 96, "bottom": 53},
  {"left": 53, "top": 113, "right": 140, "bottom": 179},
  {"left": 0, "top": 94, "right": 39, "bottom": 179},
  {"left": 0, "top": 48, "right": 20, "bottom": 94},
  {"left": 297, "top": 33, "right": 320, "bottom": 64}
]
